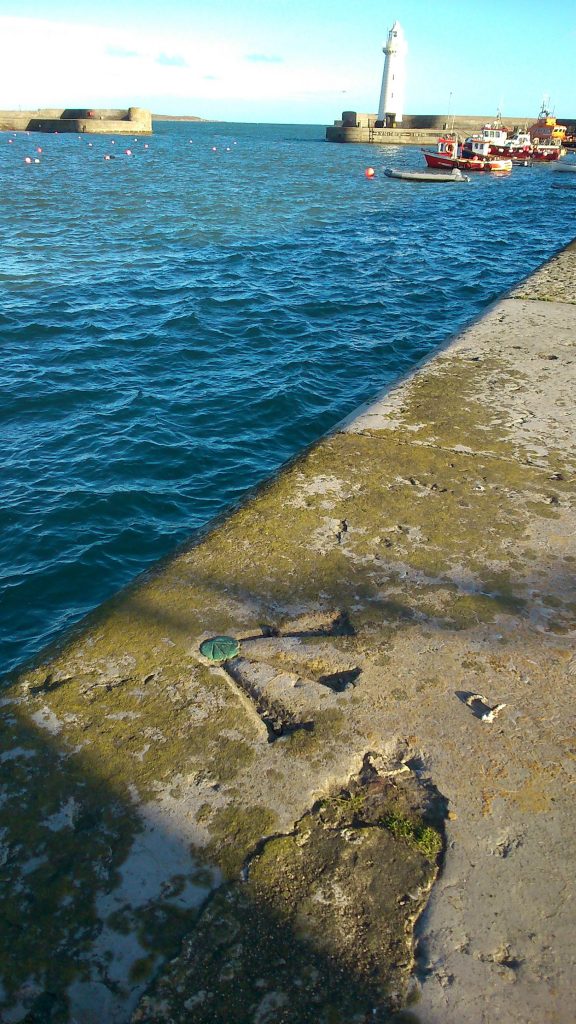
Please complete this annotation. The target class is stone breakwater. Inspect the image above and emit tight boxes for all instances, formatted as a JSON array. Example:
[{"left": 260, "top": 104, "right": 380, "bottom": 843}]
[
  {"left": 1, "top": 242, "right": 575, "bottom": 1023},
  {"left": 0, "top": 107, "right": 152, "bottom": 135}
]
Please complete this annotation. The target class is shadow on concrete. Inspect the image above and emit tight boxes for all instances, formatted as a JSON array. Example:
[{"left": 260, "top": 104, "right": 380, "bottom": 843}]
[
  {"left": 2, "top": 514, "right": 573, "bottom": 1022},
  {"left": 88, "top": 543, "right": 576, "bottom": 655},
  {"left": 0, "top": 702, "right": 433, "bottom": 1024}
]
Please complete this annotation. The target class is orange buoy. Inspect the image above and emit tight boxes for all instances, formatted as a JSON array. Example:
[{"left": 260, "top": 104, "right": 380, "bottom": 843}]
[{"left": 365, "top": 166, "right": 376, "bottom": 178}]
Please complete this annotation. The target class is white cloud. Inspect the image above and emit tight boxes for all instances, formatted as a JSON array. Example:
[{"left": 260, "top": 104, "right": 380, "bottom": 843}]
[{"left": 0, "top": 15, "right": 356, "bottom": 112}]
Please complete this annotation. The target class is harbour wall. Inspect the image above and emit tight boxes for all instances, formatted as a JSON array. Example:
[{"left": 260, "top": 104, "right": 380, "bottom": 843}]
[
  {"left": 0, "top": 106, "right": 152, "bottom": 134},
  {"left": 326, "top": 109, "right": 576, "bottom": 144},
  {"left": 2, "top": 244, "right": 576, "bottom": 1022}
]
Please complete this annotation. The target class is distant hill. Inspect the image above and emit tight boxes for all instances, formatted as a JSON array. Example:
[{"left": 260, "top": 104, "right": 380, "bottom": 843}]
[{"left": 152, "top": 114, "right": 209, "bottom": 122}]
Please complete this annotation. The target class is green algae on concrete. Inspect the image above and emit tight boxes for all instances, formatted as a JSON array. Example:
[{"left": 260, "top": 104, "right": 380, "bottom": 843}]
[
  {"left": 509, "top": 239, "right": 576, "bottom": 304},
  {"left": 14, "top": 659, "right": 262, "bottom": 798}
]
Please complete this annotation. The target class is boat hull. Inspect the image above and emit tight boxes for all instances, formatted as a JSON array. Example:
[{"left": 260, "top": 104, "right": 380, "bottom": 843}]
[
  {"left": 385, "top": 167, "right": 469, "bottom": 182},
  {"left": 552, "top": 162, "right": 576, "bottom": 174},
  {"left": 423, "top": 151, "right": 512, "bottom": 173},
  {"left": 487, "top": 143, "right": 561, "bottom": 163},
  {"left": 532, "top": 149, "right": 562, "bottom": 162},
  {"left": 488, "top": 144, "right": 532, "bottom": 161}
]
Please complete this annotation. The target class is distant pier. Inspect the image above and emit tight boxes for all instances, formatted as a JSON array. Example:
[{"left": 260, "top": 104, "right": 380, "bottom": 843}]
[{"left": 0, "top": 106, "right": 152, "bottom": 135}]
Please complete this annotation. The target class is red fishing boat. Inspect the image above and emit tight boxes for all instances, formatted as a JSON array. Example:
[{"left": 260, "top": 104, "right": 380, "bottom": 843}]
[
  {"left": 422, "top": 136, "right": 512, "bottom": 173},
  {"left": 474, "top": 116, "right": 563, "bottom": 162}
]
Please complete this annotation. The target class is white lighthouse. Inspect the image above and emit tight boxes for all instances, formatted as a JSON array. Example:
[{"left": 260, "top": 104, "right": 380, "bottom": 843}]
[{"left": 377, "top": 20, "right": 408, "bottom": 126}]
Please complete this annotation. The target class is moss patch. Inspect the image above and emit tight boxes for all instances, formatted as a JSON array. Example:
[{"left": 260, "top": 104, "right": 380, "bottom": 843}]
[
  {"left": 204, "top": 803, "right": 279, "bottom": 878},
  {"left": 380, "top": 812, "right": 443, "bottom": 860},
  {"left": 284, "top": 707, "right": 346, "bottom": 755}
]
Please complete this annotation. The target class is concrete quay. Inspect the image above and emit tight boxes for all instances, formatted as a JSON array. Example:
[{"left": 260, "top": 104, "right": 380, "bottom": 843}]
[{"left": 1, "top": 243, "right": 575, "bottom": 1023}]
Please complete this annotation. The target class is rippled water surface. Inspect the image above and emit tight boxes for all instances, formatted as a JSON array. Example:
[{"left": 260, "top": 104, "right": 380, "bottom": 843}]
[{"left": 1, "top": 121, "right": 574, "bottom": 673}]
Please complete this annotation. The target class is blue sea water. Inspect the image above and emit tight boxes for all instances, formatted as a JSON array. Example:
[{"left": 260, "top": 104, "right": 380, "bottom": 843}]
[{"left": 1, "top": 121, "right": 574, "bottom": 676}]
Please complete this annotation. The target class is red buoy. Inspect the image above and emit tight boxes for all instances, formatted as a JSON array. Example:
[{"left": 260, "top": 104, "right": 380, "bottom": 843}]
[{"left": 365, "top": 166, "right": 376, "bottom": 178}]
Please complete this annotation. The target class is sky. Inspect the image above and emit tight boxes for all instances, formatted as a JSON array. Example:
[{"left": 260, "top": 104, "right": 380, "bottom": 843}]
[{"left": 0, "top": 0, "right": 575, "bottom": 124}]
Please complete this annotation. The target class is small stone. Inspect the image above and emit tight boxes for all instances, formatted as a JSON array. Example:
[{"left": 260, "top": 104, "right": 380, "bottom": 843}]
[{"left": 465, "top": 693, "right": 507, "bottom": 723}]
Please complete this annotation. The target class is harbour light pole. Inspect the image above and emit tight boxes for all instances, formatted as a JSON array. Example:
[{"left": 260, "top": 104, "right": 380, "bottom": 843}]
[{"left": 377, "top": 21, "right": 408, "bottom": 126}]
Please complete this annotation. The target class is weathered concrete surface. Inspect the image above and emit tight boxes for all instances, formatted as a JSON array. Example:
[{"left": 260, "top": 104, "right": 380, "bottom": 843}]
[{"left": 1, "top": 241, "right": 575, "bottom": 1023}]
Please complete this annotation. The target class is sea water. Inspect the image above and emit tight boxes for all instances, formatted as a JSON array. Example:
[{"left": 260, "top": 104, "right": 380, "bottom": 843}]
[{"left": 1, "top": 121, "right": 574, "bottom": 675}]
